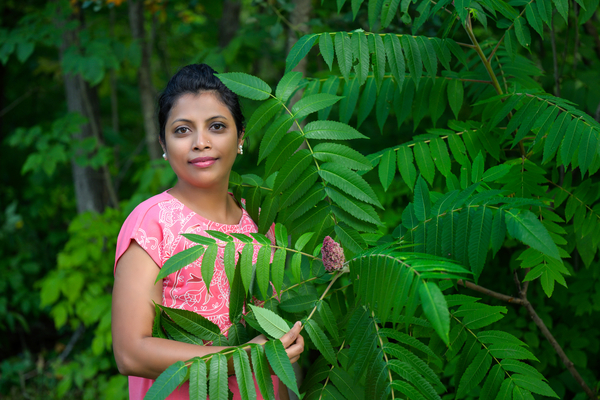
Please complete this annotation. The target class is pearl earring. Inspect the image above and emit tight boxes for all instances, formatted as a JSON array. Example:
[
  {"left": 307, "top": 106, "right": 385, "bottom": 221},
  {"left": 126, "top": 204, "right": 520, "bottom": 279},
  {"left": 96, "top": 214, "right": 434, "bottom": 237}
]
[
  {"left": 238, "top": 145, "right": 243, "bottom": 155},
  {"left": 162, "top": 153, "right": 167, "bottom": 160}
]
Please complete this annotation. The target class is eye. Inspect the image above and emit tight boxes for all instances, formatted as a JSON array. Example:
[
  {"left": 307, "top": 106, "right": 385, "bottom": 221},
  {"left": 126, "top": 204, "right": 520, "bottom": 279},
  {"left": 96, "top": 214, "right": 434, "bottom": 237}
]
[
  {"left": 174, "top": 126, "right": 190, "bottom": 134},
  {"left": 211, "top": 123, "right": 226, "bottom": 131}
]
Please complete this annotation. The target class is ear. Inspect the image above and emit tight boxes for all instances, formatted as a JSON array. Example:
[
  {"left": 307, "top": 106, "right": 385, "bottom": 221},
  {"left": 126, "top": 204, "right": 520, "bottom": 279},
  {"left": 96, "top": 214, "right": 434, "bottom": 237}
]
[{"left": 237, "top": 131, "right": 245, "bottom": 153}]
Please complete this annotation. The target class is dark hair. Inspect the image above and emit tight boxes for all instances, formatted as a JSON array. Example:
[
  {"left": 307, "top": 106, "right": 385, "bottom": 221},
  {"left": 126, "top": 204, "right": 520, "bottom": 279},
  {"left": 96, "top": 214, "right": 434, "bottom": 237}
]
[{"left": 158, "top": 64, "right": 245, "bottom": 146}]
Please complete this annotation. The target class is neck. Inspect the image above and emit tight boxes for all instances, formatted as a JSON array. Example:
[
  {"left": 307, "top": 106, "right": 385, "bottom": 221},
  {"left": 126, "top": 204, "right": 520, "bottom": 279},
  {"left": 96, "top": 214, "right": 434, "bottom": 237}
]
[{"left": 168, "top": 179, "right": 241, "bottom": 225}]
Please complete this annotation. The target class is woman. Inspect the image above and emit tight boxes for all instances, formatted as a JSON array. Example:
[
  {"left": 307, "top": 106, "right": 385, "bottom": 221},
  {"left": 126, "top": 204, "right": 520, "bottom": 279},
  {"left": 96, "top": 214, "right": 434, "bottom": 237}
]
[{"left": 112, "top": 64, "right": 304, "bottom": 400}]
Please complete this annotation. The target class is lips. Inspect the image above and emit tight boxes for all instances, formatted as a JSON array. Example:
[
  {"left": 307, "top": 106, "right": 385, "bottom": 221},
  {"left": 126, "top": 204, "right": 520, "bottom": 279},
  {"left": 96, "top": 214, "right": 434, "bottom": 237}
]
[{"left": 189, "top": 156, "right": 217, "bottom": 168}]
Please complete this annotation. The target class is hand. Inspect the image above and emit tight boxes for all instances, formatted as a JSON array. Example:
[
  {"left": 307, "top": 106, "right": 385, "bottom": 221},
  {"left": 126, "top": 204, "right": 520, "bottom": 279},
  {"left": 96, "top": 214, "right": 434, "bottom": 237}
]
[
  {"left": 279, "top": 321, "right": 304, "bottom": 364},
  {"left": 247, "top": 334, "right": 268, "bottom": 346}
]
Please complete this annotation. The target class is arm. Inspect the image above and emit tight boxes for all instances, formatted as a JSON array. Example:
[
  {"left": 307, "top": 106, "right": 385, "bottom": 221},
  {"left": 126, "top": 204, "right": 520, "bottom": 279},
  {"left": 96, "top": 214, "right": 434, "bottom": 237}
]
[
  {"left": 112, "top": 241, "right": 233, "bottom": 378},
  {"left": 111, "top": 241, "right": 304, "bottom": 379}
]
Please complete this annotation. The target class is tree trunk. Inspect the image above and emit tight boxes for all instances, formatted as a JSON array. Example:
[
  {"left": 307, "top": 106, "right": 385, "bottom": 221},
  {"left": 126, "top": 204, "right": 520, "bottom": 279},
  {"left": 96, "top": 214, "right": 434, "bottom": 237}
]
[
  {"left": 286, "top": 0, "right": 312, "bottom": 76},
  {"left": 128, "top": 0, "right": 161, "bottom": 160},
  {"left": 58, "top": 9, "right": 109, "bottom": 214},
  {"left": 218, "top": 0, "right": 241, "bottom": 49}
]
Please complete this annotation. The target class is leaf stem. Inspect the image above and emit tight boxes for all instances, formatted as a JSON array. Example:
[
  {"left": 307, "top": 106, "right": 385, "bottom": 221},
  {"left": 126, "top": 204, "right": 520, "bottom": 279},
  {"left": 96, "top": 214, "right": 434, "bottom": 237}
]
[{"left": 373, "top": 310, "right": 395, "bottom": 399}]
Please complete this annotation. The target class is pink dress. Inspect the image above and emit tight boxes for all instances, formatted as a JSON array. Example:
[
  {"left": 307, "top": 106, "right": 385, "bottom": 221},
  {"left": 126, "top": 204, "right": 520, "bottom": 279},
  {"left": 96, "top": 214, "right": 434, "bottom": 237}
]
[{"left": 114, "top": 191, "right": 280, "bottom": 400}]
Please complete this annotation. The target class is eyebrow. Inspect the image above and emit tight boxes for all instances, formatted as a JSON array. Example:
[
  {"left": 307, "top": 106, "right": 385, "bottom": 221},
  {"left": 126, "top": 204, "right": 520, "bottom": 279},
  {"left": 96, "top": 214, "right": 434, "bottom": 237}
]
[{"left": 170, "top": 116, "right": 229, "bottom": 126}]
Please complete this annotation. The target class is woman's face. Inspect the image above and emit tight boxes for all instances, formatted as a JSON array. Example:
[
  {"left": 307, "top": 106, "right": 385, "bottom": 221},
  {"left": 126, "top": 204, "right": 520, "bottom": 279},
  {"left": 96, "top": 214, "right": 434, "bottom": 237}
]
[{"left": 163, "top": 92, "right": 242, "bottom": 190}]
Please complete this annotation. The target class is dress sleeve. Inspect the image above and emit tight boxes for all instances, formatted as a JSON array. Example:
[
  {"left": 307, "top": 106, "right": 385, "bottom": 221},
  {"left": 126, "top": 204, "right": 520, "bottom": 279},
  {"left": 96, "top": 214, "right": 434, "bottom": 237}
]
[{"left": 114, "top": 205, "right": 163, "bottom": 274}]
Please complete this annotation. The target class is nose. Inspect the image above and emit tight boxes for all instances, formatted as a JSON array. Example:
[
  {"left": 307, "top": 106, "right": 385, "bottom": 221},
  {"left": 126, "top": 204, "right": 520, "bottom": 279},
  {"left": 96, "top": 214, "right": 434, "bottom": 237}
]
[{"left": 193, "top": 129, "right": 211, "bottom": 150}]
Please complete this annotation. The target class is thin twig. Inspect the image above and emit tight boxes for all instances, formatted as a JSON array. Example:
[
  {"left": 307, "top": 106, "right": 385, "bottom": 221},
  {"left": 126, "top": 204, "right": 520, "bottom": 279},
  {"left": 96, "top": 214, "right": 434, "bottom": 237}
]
[{"left": 456, "top": 280, "right": 525, "bottom": 305}]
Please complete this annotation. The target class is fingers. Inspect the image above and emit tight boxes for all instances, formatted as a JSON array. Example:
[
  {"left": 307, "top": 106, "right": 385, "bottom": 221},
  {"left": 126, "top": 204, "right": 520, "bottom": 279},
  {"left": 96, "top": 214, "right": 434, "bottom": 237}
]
[
  {"left": 280, "top": 321, "right": 302, "bottom": 348},
  {"left": 285, "top": 333, "right": 304, "bottom": 361}
]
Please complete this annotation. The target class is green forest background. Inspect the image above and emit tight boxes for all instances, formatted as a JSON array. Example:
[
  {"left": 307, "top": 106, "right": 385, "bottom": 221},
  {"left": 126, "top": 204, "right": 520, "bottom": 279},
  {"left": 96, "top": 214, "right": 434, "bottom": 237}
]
[{"left": 1, "top": 0, "right": 600, "bottom": 399}]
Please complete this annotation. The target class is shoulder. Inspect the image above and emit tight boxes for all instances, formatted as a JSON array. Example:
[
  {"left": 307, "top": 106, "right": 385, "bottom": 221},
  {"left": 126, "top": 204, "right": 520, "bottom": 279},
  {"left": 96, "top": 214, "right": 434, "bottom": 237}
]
[{"left": 120, "top": 192, "right": 172, "bottom": 233}]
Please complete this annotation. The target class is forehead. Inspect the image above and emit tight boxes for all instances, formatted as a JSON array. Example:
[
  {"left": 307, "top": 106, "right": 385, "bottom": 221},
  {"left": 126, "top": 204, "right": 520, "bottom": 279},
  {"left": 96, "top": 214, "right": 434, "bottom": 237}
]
[{"left": 168, "top": 91, "right": 232, "bottom": 120}]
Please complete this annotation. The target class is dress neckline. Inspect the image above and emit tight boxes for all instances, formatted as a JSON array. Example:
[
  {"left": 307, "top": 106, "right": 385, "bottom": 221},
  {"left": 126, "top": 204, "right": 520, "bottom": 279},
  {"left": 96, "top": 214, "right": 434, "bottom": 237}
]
[{"left": 163, "top": 190, "right": 247, "bottom": 227}]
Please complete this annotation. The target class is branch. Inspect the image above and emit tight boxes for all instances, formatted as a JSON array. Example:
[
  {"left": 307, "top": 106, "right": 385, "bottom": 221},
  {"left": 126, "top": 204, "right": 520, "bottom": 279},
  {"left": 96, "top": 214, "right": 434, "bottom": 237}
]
[
  {"left": 523, "top": 301, "right": 597, "bottom": 399},
  {"left": 456, "top": 280, "right": 525, "bottom": 305}
]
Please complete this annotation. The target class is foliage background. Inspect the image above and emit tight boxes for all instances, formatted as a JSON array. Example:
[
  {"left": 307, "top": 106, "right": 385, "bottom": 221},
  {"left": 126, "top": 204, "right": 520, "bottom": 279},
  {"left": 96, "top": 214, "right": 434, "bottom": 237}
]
[{"left": 0, "top": 0, "right": 599, "bottom": 399}]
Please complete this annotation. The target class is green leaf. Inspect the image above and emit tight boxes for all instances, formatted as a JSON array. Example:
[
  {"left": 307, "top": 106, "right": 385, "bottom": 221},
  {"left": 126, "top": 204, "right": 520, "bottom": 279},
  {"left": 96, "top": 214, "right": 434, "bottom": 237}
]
[
  {"left": 379, "top": 149, "right": 396, "bottom": 191},
  {"left": 232, "top": 348, "right": 257, "bottom": 400},
  {"left": 216, "top": 73, "right": 271, "bottom": 100},
  {"left": 368, "top": 0, "right": 384, "bottom": 29},
  {"left": 382, "top": 0, "right": 401, "bottom": 26},
  {"left": 488, "top": 344, "right": 538, "bottom": 361},
  {"left": 369, "top": 32, "right": 387, "bottom": 91},
  {"left": 480, "top": 364, "right": 504, "bottom": 400},
  {"left": 398, "top": 145, "right": 417, "bottom": 190},
  {"left": 458, "top": 348, "right": 492, "bottom": 398},
  {"left": 319, "top": 163, "right": 383, "bottom": 208},
  {"left": 352, "top": 31, "right": 369, "bottom": 86},
  {"left": 448, "top": 79, "right": 464, "bottom": 118},
  {"left": 245, "top": 98, "right": 282, "bottom": 138},
  {"left": 478, "top": 330, "right": 527, "bottom": 347},
  {"left": 144, "top": 361, "right": 188, "bottom": 400},
  {"left": 352, "top": 0, "right": 366, "bottom": 19},
  {"left": 514, "top": 17, "right": 531, "bottom": 49},
  {"left": 483, "top": 164, "right": 511, "bottom": 182},
  {"left": 240, "top": 244, "right": 254, "bottom": 294},
  {"left": 304, "top": 120, "right": 368, "bottom": 140},
  {"left": 158, "top": 305, "right": 221, "bottom": 341},
  {"left": 455, "top": 0, "right": 471, "bottom": 22},
  {"left": 335, "top": 32, "right": 353, "bottom": 81},
  {"left": 471, "top": 152, "right": 484, "bottom": 183},
  {"left": 505, "top": 210, "right": 560, "bottom": 260},
  {"left": 265, "top": 131, "right": 304, "bottom": 177},
  {"left": 258, "top": 114, "right": 295, "bottom": 163},
  {"left": 319, "top": 76, "right": 342, "bottom": 120},
  {"left": 319, "top": 33, "right": 335, "bottom": 70},
  {"left": 272, "top": 149, "right": 312, "bottom": 195},
  {"left": 276, "top": 71, "right": 304, "bottom": 103},
  {"left": 305, "top": 319, "right": 338, "bottom": 366},
  {"left": 357, "top": 78, "right": 377, "bottom": 128},
  {"left": 578, "top": 125, "right": 598, "bottom": 176},
  {"left": 265, "top": 340, "right": 300, "bottom": 396},
  {"left": 258, "top": 195, "right": 279, "bottom": 234},
  {"left": 376, "top": 78, "right": 394, "bottom": 132},
  {"left": 326, "top": 187, "right": 383, "bottom": 226},
  {"left": 401, "top": 35, "right": 423, "bottom": 88},
  {"left": 413, "top": 175, "right": 431, "bottom": 221},
  {"left": 189, "top": 359, "right": 207, "bottom": 400},
  {"left": 418, "top": 281, "right": 449, "bottom": 344},
  {"left": 201, "top": 244, "right": 218, "bottom": 294},
  {"left": 284, "top": 187, "right": 326, "bottom": 223},
  {"left": 161, "top": 315, "right": 203, "bottom": 344},
  {"left": 209, "top": 353, "right": 229, "bottom": 400},
  {"left": 340, "top": 77, "right": 361, "bottom": 124},
  {"left": 313, "top": 143, "right": 372, "bottom": 171},
  {"left": 525, "top": 3, "right": 544, "bottom": 37},
  {"left": 543, "top": 112, "right": 570, "bottom": 164},
  {"left": 156, "top": 245, "right": 205, "bottom": 282},
  {"left": 384, "top": 34, "right": 405, "bottom": 90},
  {"left": 559, "top": 117, "right": 583, "bottom": 168},
  {"left": 256, "top": 245, "right": 271, "bottom": 298},
  {"left": 271, "top": 249, "right": 286, "bottom": 297},
  {"left": 552, "top": 0, "right": 569, "bottom": 22},
  {"left": 286, "top": 34, "right": 318, "bottom": 73},
  {"left": 280, "top": 166, "right": 318, "bottom": 209},
  {"left": 430, "top": 138, "right": 452, "bottom": 177},
  {"left": 318, "top": 301, "right": 340, "bottom": 341},
  {"left": 230, "top": 254, "right": 245, "bottom": 323},
  {"left": 335, "top": 222, "right": 367, "bottom": 254},
  {"left": 429, "top": 78, "right": 447, "bottom": 127},
  {"left": 292, "top": 93, "right": 342, "bottom": 120},
  {"left": 469, "top": 206, "right": 493, "bottom": 281},
  {"left": 329, "top": 368, "right": 365, "bottom": 400},
  {"left": 391, "top": 381, "right": 428, "bottom": 400},
  {"left": 511, "top": 375, "right": 559, "bottom": 397},
  {"left": 490, "top": 209, "right": 506, "bottom": 256},
  {"left": 250, "top": 304, "right": 290, "bottom": 339},
  {"left": 500, "top": 360, "right": 546, "bottom": 381},
  {"left": 223, "top": 241, "right": 236, "bottom": 284},
  {"left": 414, "top": 142, "right": 436, "bottom": 185},
  {"left": 250, "top": 344, "right": 276, "bottom": 400},
  {"left": 279, "top": 294, "right": 318, "bottom": 313},
  {"left": 417, "top": 37, "right": 437, "bottom": 78},
  {"left": 496, "top": 379, "right": 514, "bottom": 400}
]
